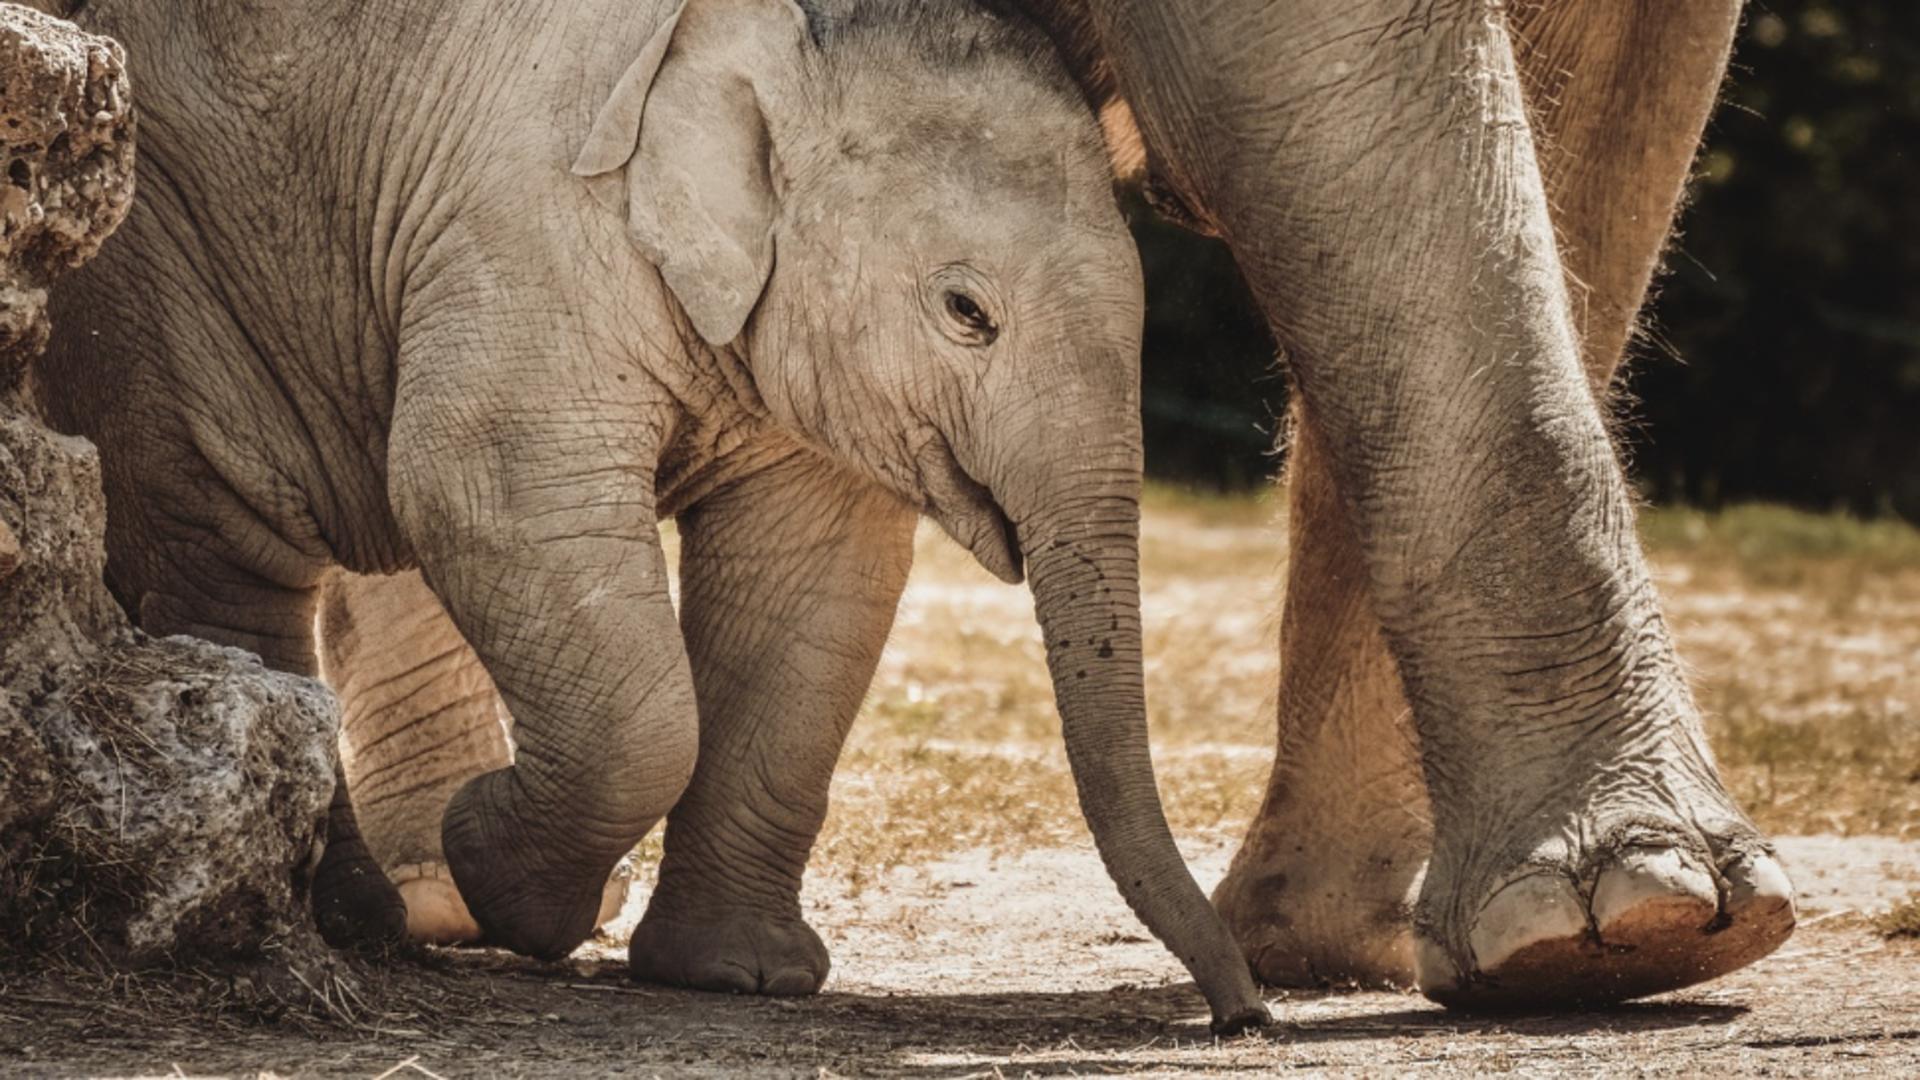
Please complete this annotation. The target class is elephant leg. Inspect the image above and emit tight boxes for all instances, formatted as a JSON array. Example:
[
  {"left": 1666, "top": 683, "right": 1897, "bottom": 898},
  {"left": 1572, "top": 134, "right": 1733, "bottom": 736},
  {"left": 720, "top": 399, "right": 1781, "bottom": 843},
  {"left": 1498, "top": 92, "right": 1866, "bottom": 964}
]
[
  {"left": 1402, "top": 0, "right": 1792, "bottom": 1007},
  {"left": 136, "top": 553, "right": 409, "bottom": 949},
  {"left": 1214, "top": 1, "right": 1766, "bottom": 994},
  {"left": 1212, "top": 414, "right": 1427, "bottom": 988},
  {"left": 311, "top": 756, "right": 412, "bottom": 949},
  {"left": 630, "top": 451, "right": 915, "bottom": 995},
  {"left": 1089, "top": 0, "right": 1788, "bottom": 1007},
  {"left": 318, "top": 570, "right": 628, "bottom": 946},
  {"left": 388, "top": 319, "right": 695, "bottom": 962},
  {"left": 1517, "top": 0, "right": 1748, "bottom": 393}
]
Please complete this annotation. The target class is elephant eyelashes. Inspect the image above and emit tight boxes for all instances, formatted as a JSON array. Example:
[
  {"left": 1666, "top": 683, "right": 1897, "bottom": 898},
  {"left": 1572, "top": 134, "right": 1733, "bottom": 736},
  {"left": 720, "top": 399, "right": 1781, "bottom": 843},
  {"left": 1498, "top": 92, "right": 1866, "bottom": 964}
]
[{"left": 943, "top": 289, "right": 999, "bottom": 346}]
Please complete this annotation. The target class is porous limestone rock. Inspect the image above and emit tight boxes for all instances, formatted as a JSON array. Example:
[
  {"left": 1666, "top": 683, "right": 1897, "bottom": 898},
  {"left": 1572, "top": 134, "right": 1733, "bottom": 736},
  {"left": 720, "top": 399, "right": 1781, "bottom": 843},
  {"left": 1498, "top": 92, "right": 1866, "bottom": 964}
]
[
  {"left": 0, "top": 2, "right": 340, "bottom": 968},
  {"left": 1, "top": 3, "right": 135, "bottom": 384}
]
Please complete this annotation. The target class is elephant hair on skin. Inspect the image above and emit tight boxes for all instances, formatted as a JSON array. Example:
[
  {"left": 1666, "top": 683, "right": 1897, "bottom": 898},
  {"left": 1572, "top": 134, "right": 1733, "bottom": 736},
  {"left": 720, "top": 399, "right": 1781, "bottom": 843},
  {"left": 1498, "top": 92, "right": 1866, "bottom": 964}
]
[{"left": 0, "top": 3, "right": 340, "bottom": 972}]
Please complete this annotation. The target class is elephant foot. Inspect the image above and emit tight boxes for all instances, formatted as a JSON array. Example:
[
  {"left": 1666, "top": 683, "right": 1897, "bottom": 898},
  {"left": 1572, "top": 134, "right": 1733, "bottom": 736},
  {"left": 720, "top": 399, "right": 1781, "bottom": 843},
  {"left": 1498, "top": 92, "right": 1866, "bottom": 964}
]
[
  {"left": 441, "top": 771, "right": 624, "bottom": 961},
  {"left": 1212, "top": 720, "right": 1430, "bottom": 989},
  {"left": 1214, "top": 838, "right": 1423, "bottom": 989},
  {"left": 390, "top": 862, "right": 632, "bottom": 946},
  {"left": 629, "top": 911, "right": 830, "bottom": 996},
  {"left": 311, "top": 833, "right": 409, "bottom": 950},
  {"left": 1416, "top": 819, "right": 1796, "bottom": 1009}
]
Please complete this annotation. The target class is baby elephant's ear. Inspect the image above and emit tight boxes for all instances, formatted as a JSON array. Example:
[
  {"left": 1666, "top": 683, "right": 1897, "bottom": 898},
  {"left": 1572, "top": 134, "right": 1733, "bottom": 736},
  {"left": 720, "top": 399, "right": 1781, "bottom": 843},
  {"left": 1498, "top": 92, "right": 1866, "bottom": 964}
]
[{"left": 572, "top": 0, "right": 809, "bottom": 346}]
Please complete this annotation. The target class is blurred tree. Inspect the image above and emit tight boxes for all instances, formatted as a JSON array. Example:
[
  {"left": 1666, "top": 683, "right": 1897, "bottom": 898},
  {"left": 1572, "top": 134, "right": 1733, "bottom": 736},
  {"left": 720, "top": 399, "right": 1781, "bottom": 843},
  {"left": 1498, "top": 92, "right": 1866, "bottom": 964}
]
[
  {"left": 1632, "top": 0, "right": 1920, "bottom": 521},
  {"left": 1134, "top": 1, "right": 1920, "bottom": 522},
  {"left": 1127, "top": 192, "right": 1285, "bottom": 491}
]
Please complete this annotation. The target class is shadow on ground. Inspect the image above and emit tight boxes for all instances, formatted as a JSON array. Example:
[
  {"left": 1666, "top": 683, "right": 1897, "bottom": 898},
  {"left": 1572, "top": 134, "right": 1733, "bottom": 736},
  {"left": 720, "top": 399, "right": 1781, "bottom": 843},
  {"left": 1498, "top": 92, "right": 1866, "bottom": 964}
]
[{"left": 19, "top": 943, "right": 1899, "bottom": 1078}]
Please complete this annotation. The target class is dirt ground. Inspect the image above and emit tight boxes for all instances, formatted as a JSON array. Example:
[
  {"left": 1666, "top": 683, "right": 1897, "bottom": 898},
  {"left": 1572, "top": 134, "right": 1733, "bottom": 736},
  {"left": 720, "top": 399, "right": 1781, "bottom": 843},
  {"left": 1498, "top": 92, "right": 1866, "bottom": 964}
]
[
  {"left": 4, "top": 496, "right": 1917, "bottom": 1077},
  {"left": 3, "top": 839, "right": 1916, "bottom": 1077}
]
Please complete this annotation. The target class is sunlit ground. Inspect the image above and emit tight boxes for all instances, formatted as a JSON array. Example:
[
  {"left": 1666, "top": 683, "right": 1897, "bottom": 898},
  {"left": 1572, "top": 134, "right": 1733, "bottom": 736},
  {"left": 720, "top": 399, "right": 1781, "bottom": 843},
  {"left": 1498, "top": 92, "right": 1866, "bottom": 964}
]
[
  {"left": 16, "top": 492, "right": 1920, "bottom": 1077},
  {"left": 652, "top": 490, "right": 1920, "bottom": 888}
]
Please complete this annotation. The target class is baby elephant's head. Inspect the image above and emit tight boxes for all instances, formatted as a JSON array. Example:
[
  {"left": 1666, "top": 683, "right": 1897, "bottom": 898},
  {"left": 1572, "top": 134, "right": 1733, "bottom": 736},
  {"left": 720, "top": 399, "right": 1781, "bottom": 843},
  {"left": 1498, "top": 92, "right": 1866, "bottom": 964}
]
[
  {"left": 575, "top": 0, "right": 1144, "bottom": 583},
  {"left": 575, "top": 3, "right": 1271, "bottom": 1015}
]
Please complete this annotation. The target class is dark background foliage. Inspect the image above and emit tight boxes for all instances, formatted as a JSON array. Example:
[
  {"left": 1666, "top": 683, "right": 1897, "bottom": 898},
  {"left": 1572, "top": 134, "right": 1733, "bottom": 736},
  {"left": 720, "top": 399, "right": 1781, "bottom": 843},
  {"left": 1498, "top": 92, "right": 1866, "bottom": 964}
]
[{"left": 1134, "top": 1, "right": 1920, "bottom": 522}]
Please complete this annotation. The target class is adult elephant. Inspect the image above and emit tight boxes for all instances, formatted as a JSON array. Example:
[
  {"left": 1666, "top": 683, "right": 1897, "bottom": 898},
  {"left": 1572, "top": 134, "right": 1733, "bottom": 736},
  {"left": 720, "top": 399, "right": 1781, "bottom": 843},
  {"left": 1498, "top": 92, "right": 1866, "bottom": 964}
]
[{"left": 1013, "top": 0, "right": 1793, "bottom": 1006}]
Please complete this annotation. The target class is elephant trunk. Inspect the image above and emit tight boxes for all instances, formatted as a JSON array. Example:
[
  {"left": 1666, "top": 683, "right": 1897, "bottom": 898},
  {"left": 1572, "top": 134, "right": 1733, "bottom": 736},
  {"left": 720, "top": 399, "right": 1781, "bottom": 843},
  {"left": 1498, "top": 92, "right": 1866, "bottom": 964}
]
[{"left": 1006, "top": 457, "right": 1267, "bottom": 1033}]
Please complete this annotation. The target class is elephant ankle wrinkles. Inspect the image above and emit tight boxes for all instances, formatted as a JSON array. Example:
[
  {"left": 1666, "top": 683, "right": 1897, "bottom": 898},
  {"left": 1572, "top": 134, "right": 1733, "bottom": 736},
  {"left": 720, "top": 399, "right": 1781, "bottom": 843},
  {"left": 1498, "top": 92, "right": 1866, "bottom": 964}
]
[
  {"left": 662, "top": 829, "right": 809, "bottom": 894},
  {"left": 650, "top": 866, "right": 804, "bottom": 917}
]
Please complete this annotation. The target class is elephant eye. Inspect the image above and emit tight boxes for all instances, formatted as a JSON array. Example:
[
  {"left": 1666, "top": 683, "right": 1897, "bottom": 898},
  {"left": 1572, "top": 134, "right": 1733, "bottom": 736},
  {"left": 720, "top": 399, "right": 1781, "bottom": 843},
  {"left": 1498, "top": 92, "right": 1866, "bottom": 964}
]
[
  {"left": 943, "top": 289, "right": 999, "bottom": 345},
  {"left": 926, "top": 266, "right": 1002, "bottom": 348}
]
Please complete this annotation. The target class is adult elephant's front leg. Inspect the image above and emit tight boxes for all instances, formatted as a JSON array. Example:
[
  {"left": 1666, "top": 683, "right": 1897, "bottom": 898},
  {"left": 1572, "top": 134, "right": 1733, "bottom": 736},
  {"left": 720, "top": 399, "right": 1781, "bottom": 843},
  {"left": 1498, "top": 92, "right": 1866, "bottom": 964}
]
[
  {"left": 631, "top": 452, "right": 915, "bottom": 995},
  {"left": 1090, "top": 0, "right": 1791, "bottom": 1006},
  {"left": 388, "top": 328, "right": 694, "bottom": 962},
  {"left": 1426, "top": 0, "right": 1793, "bottom": 1003},
  {"left": 1214, "top": 0, "right": 1779, "bottom": 993}
]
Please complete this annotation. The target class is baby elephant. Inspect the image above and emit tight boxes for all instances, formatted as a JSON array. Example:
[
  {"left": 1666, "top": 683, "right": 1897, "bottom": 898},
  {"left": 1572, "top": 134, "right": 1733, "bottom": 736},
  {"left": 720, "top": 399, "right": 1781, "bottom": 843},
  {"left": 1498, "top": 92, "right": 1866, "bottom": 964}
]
[{"left": 41, "top": 0, "right": 1266, "bottom": 1030}]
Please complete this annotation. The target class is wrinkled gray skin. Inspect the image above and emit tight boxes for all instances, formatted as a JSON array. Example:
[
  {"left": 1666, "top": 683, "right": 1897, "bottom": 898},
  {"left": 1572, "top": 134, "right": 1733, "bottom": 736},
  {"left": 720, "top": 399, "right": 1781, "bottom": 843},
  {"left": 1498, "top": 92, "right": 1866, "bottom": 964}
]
[
  {"left": 335, "top": 0, "right": 1796, "bottom": 1013},
  {"left": 328, "top": 1, "right": 1795, "bottom": 1012},
  {"left": 31, "top": 0, "right": 1794, "bottom": 1019},
  {"left": 1005, "top": 0, "right": 1795, "bottom": 1007},
  {"left": 33, "top": 0, "right": 1267, "bottom": 1030}
]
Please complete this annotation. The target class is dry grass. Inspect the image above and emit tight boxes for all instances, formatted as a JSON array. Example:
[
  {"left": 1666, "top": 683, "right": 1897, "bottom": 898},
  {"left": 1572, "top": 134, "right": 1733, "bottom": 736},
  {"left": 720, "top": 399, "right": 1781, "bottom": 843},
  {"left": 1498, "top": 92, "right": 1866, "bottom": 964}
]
[
  {"left": 9, "top": 493, "right": 1919, "bottom": 1076},
  {"left": 1874, "top": 892, "right": 1920, "bottom": 938},
  {"left": 1644, "top": 506, "right": 1920, "bottom": 838},
  {"left": 688, "top": 490, "right": 1920, "bottom": 890},
  {"left": 662, "top": 494, "right": 1920, "bottom": 884},
  {"left": 801, "top": 486, "right": 1282, "bottom": 892}
]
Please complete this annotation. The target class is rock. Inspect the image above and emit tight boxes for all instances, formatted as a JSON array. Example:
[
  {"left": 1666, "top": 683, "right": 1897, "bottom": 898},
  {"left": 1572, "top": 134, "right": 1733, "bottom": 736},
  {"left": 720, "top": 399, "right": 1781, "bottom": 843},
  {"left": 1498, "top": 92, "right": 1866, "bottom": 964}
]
[
  {"left": 1, "top": 4, "right": 135, "bottom": 386},
  {"left": 0, "top": 515, "right": 18, "bottom": 579},
  {"left": 12, "top": 637, "right": 336, "bottom": 961},
  {"left": 0, "top": 414, "right": 340, "bottom": 966},
  {"left": 0, "top": 3, "right": 340, "bottom": 970}
]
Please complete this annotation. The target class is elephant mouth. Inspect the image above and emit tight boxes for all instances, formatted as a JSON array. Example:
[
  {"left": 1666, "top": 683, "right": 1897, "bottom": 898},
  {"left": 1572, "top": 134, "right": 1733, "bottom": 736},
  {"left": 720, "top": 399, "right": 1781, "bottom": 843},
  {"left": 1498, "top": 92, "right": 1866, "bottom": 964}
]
[{"left": 921, "top": 448, "right": 1024, "bottom": 585}]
